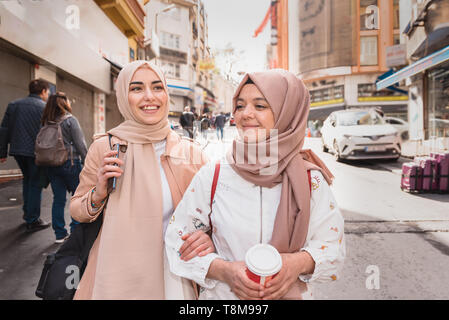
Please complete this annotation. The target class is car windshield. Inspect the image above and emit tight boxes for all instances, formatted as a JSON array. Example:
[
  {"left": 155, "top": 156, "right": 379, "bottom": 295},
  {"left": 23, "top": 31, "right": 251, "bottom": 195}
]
[{"left": 337, "top": 111, "right": 385, "bottom": 126}]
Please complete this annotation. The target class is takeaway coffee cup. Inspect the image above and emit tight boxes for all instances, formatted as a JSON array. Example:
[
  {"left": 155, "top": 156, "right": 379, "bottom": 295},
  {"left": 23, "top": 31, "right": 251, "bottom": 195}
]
[{"left": 245, "top": 244, "right": 282, "bottom": 286}]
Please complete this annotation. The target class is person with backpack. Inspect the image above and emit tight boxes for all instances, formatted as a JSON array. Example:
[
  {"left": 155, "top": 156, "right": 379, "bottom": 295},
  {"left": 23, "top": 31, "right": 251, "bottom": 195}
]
[
  {"left": 0, "top": 79, "right": 51, "bottom": 232},
  {"left": 165, "top": 69, "right": 345, "bottom": 300},
  {"left": 38, "top": 92, "right": 87, "bottom": 243}
]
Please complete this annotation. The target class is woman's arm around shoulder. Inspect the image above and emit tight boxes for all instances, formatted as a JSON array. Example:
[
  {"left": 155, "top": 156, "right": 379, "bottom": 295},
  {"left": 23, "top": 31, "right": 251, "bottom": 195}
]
[{"left": 165, "top": 161, "right": 221, "bottom": 289}]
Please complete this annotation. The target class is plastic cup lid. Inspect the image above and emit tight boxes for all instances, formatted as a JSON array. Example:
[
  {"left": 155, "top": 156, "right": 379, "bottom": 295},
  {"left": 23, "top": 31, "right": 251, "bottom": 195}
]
[{"left": 245, "top": 244, "right": 282, "bottom": 277}]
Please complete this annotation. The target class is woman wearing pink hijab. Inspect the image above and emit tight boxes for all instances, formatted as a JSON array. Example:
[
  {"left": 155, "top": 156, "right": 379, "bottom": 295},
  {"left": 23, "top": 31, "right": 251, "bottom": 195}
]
[
  {"left": 165, "top": 69, "right": 345, "bottom": 300},
  {"left": 69, "top": 61, "right": 214, "bottom": 299}
]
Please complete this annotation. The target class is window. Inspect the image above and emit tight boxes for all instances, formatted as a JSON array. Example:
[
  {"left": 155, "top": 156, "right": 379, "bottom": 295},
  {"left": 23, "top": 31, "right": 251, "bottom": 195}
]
[
  {"left": 358, "top": 83, "right": 408, "bottom": 101},
  {"left": 161, "top": 32, "right": 180, "bottom": 50},
  {"left": 161, "top": 62, "right": 181, "bottom": 79},
  {"left": 394, "top": 34, "right": 400, "bottom": 45},
  {"left": 310, "top": 85, "right": 345, "bottom": 106},
  {"left": 360, "top": 0, "right": 378, "bottom": 31},
  {"left": 428, "top": 62, "right": 449, "bottom": 139},
  {"left": 360, "top": 36, "right": 378, "bottom": 66},
  {"left": 393, "top": 0, "right": 400, "bottom": 30}
]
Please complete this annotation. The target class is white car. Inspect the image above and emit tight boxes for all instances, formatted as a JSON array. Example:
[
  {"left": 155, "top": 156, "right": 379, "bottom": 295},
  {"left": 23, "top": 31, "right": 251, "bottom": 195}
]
[
  {"left": 321, "top": 109, "right": 401, "bottom": 161},
  {"left": 384, "top": 117, "right": 409, "bottom": 141}
]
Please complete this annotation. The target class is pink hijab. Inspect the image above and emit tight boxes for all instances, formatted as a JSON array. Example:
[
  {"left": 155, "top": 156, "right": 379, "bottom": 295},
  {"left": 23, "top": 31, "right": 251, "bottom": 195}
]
[
  {"left": 91, "top": 61, "right": 171, "bottom": 299},
  {"left": 227, "top": 69, "right": 334, "bottom": 254}
]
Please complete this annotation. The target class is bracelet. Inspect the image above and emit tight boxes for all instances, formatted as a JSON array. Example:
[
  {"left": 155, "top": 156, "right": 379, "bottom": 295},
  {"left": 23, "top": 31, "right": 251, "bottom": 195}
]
[{"left": 91, "top": 187, "right": 106, "bottom": 208}]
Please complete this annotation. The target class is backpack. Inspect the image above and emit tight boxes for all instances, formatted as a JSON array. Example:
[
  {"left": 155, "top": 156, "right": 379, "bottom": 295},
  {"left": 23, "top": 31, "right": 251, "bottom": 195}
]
[{"left": 35, "top": 114, "right": 72, "bottom": 167}]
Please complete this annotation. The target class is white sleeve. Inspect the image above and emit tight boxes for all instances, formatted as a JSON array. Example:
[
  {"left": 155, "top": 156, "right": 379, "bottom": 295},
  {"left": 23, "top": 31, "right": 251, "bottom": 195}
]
[
  {"left": 165, "top": 163, "right": 222, "bottom": 289},
  {"left": 299, "top": 171, "right": 346, "bottom": 284}
]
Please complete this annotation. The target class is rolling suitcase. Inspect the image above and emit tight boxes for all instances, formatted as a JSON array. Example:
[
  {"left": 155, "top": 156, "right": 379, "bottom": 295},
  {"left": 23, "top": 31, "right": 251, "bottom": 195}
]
[
  {"left": 431, "top": 152, "right": 449, "bottom": 193},
  {"left": 401, "top": 162, "right": 422, "bottom": 192},
  {"left": 415, "top": 156, "right": 438, "bottom": 192}
]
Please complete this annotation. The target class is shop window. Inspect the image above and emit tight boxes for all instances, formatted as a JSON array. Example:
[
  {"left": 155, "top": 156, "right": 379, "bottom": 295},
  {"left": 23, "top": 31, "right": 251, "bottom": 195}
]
[
  {"left": 360, "top": 36, "right": 378, "bottom": 66},
  {"left": 358, "top": 83, "right": 408, "bottom": 101},
  {"left": 428, "top": 62, "right": 449, "bottom": 138},
  {"left": 310, "top": 85, "right": 345, "bottom": 106}
]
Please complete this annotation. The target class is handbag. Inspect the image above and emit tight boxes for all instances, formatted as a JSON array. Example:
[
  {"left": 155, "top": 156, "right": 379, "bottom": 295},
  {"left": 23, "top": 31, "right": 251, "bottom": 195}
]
[{"left": 35, "top": 134, "right": 114, "bottom": 300}]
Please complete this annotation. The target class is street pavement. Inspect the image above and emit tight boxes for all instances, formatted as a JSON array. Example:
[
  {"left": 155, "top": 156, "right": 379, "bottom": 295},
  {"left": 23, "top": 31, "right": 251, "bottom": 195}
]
[{"left": 1, "top": 127, "right": 448, "bottom": 299}]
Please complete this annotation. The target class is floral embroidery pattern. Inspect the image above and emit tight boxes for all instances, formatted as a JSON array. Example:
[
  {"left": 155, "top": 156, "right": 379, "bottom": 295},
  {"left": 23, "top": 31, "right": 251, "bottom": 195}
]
[
  {"left": 329, "top": 203, "right": 335, "bottom": 210},
  {"left": 196, "top": 208, "right": 203, "bottom": 214},
  {"left": 320, "top": 245, "right": 328, "bottom": 250},
  {"left": 331, "top": 275, "right": 337, "bottom": 281},
  {"left": 169, "top": 215, "right": 175, "bottom": 224},
  {"left": 192, "top": 218, "right": 207, "bottom": 231},
  {"left": 312, "top": 175, "right": 321, "bottom": 191},
  {"left": 330, "top": 227, "right": 339, "bottom": 233}
]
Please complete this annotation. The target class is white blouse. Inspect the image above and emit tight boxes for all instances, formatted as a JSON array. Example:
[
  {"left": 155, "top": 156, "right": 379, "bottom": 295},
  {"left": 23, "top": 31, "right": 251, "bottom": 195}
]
[
  {"left": 165, "top": 157, "right": 346, "bottom": 300},
  {"left": 153, "top": 140, "right": 175, "bottom": 239},
  {"left": 155, "top": 140, "right": 196, "bottom": 300}
]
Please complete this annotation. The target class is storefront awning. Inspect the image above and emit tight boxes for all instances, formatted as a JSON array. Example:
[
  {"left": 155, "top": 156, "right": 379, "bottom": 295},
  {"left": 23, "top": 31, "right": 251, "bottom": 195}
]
[{"left": 377, "top": 45, "right": 449, "bottom": 90}]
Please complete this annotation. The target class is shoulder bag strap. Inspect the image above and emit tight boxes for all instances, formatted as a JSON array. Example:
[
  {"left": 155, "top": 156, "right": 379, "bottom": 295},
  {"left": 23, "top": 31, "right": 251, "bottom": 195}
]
[
  {"left": 79, "top": 134, "right": 113, "bottom": 265},
  {"left": 207, "top": 161, "right": 221, "bottom": 233},
  {"left": 307, "top": 170, "right": 312, "bottom": 194}
]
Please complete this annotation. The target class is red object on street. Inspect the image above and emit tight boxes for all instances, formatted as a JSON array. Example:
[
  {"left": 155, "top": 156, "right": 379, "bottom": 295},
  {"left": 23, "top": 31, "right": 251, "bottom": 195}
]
[
  {"left": 401, "top": 162, "right": 422, "bottom": 192},
  {"left": 430, "top": 152, "right": 449, "bottom": 193},
  {"left": 415, "top": 156, "right": 439, "bottom": 192}
]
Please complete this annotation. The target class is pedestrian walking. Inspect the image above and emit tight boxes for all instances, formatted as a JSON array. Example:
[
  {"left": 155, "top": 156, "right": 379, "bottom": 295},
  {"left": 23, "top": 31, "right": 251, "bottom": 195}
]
[
  {"left": 0, "top": 79, "right": 51, "bottom": 232},
  {"left": 39, "top": 92, "right": 88, "bottom": 243},
  {"left": 69, "top": 60, "right": 214, "bottom": 299},
  {"left": 179, "top": 106, "right": 194, "bottom": 139},
  {"left": 214, "top": 112, "right": 227, "bottom": 140},
  {"left": 165, "top": 69, "right": 345, "bottom": 300},
  {"left": 200, "top": 114, "right": 210, "bottom": 140}
]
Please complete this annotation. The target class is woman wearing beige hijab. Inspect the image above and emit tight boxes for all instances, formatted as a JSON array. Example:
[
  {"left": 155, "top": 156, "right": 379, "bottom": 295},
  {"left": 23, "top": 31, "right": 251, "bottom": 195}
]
[
  {"left": 165, "top": 69, "right": 345, "bottom": 300},
  {"left": 69, "top": 60, "right": 213, "bottom": 299}
]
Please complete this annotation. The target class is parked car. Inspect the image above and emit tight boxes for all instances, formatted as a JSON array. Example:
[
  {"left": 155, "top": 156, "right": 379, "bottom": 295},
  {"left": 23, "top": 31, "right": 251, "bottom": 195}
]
[
  {"left": 384, "top": 117, "right": 409, "bottom": 141},
  {"left": 320, "top": 109, "right": 401, "bottom": 161},
  {"left": 229, "top": 116, "right": 235, "bottom": 126}
]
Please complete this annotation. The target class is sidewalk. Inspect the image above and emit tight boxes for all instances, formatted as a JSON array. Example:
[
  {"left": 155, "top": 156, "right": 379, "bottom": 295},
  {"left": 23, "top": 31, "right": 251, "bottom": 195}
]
[{"left": 0, "top": 179, "right": 68, "bottom": 300}]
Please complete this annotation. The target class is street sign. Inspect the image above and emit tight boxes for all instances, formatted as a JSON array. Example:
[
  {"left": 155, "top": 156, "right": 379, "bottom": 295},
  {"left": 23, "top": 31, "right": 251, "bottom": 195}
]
[{"left": 386, "top": 44, "right": 407, "bottom": 68}]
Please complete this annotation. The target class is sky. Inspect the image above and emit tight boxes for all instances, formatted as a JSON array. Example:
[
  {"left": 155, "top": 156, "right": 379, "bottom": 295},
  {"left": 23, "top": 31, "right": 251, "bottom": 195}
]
[{"left": 203, "top": 0, "right": 272, "bottom": 82}]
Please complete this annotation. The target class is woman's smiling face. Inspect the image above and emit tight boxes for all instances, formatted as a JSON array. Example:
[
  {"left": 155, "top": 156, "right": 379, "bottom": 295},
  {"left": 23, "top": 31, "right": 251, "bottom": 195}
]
[
  {"left": 128, "top": 65, "right": 168, "bottom": 125},
  {"left": 234, "top": 84, "right": 275, "bottom": 142}
]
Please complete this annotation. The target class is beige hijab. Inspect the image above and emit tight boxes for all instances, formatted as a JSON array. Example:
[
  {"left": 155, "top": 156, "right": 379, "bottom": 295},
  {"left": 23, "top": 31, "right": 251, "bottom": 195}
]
[
  {"left": 227, "top": 69, "right": 334, "bottom": 254},
  {"left": 92, "top": 61, "right": 171, "bottom": 299}
]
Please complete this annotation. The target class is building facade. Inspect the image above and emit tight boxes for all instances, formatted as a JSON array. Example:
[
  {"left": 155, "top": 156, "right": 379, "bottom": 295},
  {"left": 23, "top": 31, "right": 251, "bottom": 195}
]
[
  {"left": 377, "top": 0, "right": 449, "bottom": 153},
  {"left": 275, "top": 0, "right": 408, "bottom": 127},
  {"left": 0, "top": 0, "right": 145, "bottom": 175},
  {"left": 144, "top": 0, "right": 217, "bottom": 119}
]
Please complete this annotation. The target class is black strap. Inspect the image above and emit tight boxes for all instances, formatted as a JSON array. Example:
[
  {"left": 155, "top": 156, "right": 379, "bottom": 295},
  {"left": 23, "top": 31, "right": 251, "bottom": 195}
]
[{"left": 79, "top": 134, "right": 114, "bottom": 265}]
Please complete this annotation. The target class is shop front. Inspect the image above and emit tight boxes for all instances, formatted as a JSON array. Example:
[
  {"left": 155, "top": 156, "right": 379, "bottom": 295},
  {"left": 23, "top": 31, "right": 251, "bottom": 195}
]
[{"left": 427, "top": 60, "right": 449, "bottom": 140}]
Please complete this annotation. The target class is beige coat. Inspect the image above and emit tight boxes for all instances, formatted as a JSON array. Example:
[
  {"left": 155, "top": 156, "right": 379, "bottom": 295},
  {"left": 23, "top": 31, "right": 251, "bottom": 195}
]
[{"left": 70, "top": 131, "right": 207, "bottom": 299}]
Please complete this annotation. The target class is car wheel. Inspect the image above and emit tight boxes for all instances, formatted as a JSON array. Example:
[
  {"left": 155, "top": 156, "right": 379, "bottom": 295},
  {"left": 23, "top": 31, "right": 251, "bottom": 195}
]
[
  {"left": 322, "top": 139, "right": 329, "bottom": 153},
  {"left": 333, "top": 140, "right": 342, "bottom": 162}
]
